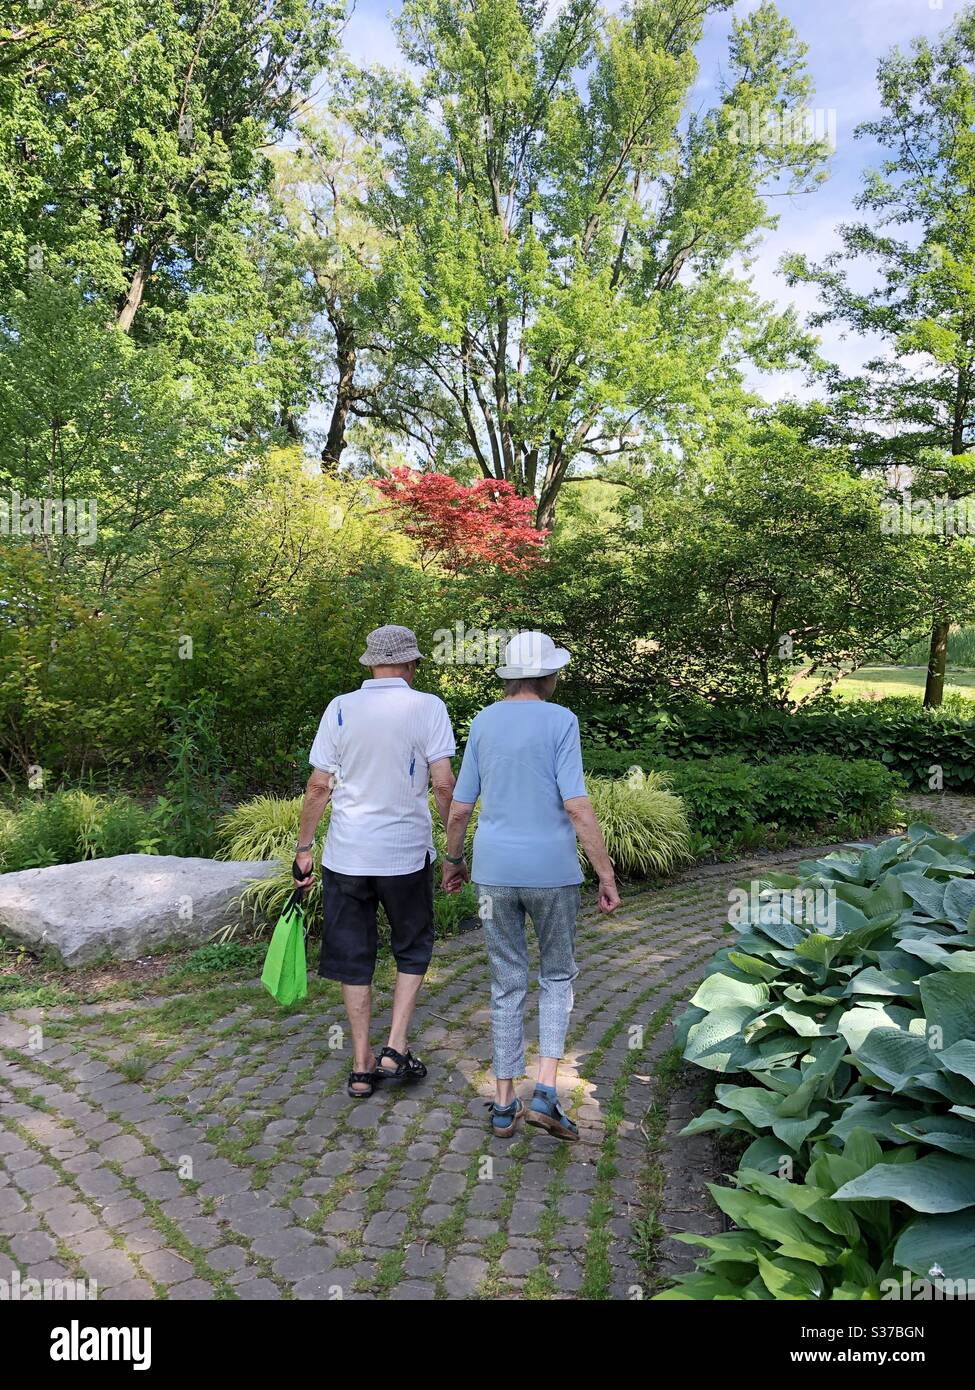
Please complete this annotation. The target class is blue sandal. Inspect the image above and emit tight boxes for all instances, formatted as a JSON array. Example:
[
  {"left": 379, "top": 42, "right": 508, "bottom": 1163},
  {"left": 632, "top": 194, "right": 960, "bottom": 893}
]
[
  {"left": 486, "top": 1098, "right": 524, "bottom": 1137},
  {"left": 526, "top": 1087, "right": 579, "bottom": 1142}
]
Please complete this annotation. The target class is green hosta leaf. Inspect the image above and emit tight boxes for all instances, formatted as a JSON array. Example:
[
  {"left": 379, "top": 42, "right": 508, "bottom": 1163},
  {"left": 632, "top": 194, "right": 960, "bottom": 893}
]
[
  {"left": 898, "top": 873, "right": 949, "bottom": 921},
  {"left": 653, "top": 1274, "right": 747, "bottom": 1300},
  {"left": 753, "top": 1004, "right": 839, "bottom": 1039},
  {"left": 713, "top": 1086, "right": 781, "bottom": 1128},
  {"left": 757, "top": 1251, "right": 824, "bottom": 1299},
  {"left": 747, "top": 916, "right": 805, "bottom": 949},
  {"left": 914, "top": 1069, "right": 975, "bottom": 1106},
  {"left": 684, "top": 1006, "right": 762, "bottom": 1072},
  {"left": 828, "top": 1098, "right": 925, "bottom": 1144},
  {"left": 920, "top": 971, "right": 975, "bottom": 1048},
  {"left": 680, "top": 1107, "right": 757, "bottom": 1139},
  {"left": 910, "top": 846, "right": 975, "bottom": 875},
  {"left": 689, "top": 973, "right": 769, "bottom": 1011},
  {"left": 671, "top": 1231, "right": 765, "bottom": 1263},
  {"left": 892, "top": 1114, "right": 975, "bottom": 1160},
  {"left": 833, "top": 1154, "right": 975, "bottom": 1212},
  {"left": 748, "top": 1035, "right": 806, "bottom": 1069},
  {"left": 795, "top": 933, "right": 837, "bottom": 965},
  {"left": 772, "top": 1112, "right": 830, "bottom": 1151},
  {"left": 896, "top": 937, "right": 954, "bottom": 967},
  {"left": 951, "top": 1106, "right": 975, "bottom": 1122},
  {"left": 673, "top": 1004, "right": 705, "bottom": 1051},
  {"left": 728, "top": 950, "right": 781, "bottom": 981},
  {"left": 938, "top": 1040, "right": 975, "bottom": 1088},
  {"left": 851, "top": 1027, "right": 936, "bottom": 1091},
  {"left": 847, "top": 967, "right": 919, "bottom": 999},
  {"left": 838, "top": 1004, "right": 923, "bottom": 1053},
  {"left": 944, "top": 878, "right": 975, "bottom": 931},
  {"left": 802, "top": 854, "right": 865, "bottom": 883},
  {"left": 708, "top": 1185, "right": 835, "bottom": 1247},
  {"left": 893, "top": 1211, "right": 975, "bottom": 1281},
  {"left": 843, "top": 1127, "right": 884, "bottom": 1173},
  {"left": 739, "top": 1136, "right": 792, "bottom": 1173},
  {"left": 782, "top": 983, "right": 844, "bottom": 1006},
  {"left": 836, "top": 876, "right": 905, "bottom": 917}
]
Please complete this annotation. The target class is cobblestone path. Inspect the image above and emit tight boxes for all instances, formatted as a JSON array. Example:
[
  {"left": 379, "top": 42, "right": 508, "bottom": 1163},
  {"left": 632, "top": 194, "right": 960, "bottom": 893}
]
[{"left": 2, "top": 792, "right": 972, "bottom": 1302}]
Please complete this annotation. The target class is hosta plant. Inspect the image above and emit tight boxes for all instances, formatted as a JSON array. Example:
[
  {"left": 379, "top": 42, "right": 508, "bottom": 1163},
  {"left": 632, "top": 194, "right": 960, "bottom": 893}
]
[{"left": 658, "top": 824, "right": 975, "bottom": 1299}]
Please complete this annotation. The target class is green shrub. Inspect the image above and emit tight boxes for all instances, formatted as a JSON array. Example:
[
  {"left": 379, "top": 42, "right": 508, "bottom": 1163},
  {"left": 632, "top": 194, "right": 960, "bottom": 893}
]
[
  {"left": 658, "top": 825, "right": 975, "bottom": 1299},
  {"left": 580, "top": 702, "right": 975, "bottom": 792},
  {"left": 0, "top": 790, "right": 171, "bottom": 872},
  {"left": 583, "top": 752, "right": 904, "bottom": 854}
]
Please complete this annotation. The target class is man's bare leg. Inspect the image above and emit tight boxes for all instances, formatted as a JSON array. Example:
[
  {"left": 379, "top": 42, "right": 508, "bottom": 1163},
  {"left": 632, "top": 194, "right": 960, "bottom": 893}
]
[
  {"left": 343, "top": 983, "right": 375, "bottom": 1094},
  {"left": 380, "top": 971, "right": 425, "bottom": 1072}
]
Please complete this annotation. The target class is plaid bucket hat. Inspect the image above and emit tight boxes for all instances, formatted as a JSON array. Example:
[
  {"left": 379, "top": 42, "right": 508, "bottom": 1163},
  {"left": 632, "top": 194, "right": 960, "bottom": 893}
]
[{"left": 359, "top": 624, "right": 424, "bottom": 667}]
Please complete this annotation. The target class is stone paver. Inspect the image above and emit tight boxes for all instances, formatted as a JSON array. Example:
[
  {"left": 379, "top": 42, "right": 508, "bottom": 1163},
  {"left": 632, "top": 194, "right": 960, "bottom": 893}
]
[{"left": 3, "top": 792, "right": 968, "bottom": 1301}]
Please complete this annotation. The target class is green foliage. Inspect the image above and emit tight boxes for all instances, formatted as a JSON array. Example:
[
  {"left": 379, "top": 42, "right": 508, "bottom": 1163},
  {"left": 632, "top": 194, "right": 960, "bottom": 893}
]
[
  {"left": 783, "top": 14, "right": 975, "bottom": 705},
  {"left": 899, "top": 629, "right": 975, "bottom": 670},
  {"left": 581, "top": 702, "right": 975, "bottom": 792},
  {"left": 227, "top": 773, "right": 689, "bottom": 930},
  {"left": 582, "top": 753, "right": 904, "bottom": 856},
  {"left": 329, "top": 0, "right": 826, "bottom": 525},
  {"left": 163, "top": 696, "right": 227, "bottom": 858},
  {"left": 177, "top": 942, "right": 265, "bottom": 975},
  {"left": 433, "top": 881, "right": 480, "bottom": 936},
  {"left": 659, "top": 825, "right": 975, "bottom": 1299},
  {"left": 0, "top": 790, "right": 170, "bottom": 871},
  {"left": 582, "top": 774, "right": 690, "bottom": 878}
]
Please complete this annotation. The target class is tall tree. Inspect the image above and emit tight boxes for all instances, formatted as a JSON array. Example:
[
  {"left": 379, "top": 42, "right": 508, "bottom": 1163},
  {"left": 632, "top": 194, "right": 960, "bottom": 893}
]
[
  {"left": 785, "top": 8, "right": 975, "bottom": 706},
  {"left": 341, "top": 0, "right": 826, "bottom": 526},
  {"left": 273, "top": 114, "right": 394, "bottom": 469},
  {"left": 1, "top": 0, "right": 337, "bottom": 341}
]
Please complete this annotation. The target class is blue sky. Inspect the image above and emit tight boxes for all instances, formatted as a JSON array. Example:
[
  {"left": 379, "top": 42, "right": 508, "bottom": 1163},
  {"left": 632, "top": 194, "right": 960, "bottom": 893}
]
[{"left": 335, "top": 0, "right": 963, "bottom": 402}]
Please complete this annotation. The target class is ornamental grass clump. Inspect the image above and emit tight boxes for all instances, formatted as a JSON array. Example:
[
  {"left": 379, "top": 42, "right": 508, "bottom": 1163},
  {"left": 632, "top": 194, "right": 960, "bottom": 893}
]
[{"left": 226, "top": 774, "right": 689, "bottom": 929}]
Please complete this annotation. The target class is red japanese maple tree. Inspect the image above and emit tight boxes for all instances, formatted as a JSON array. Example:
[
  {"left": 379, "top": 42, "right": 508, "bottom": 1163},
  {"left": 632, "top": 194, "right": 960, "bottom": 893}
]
[{"left": 372, "top": 467, "right": 548, "bottom": 573}]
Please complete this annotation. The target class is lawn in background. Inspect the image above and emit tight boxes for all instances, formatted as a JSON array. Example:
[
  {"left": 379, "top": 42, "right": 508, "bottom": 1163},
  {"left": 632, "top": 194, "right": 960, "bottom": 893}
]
[{"left": 794, "top": 665, "right": 975, "bottom": 703}]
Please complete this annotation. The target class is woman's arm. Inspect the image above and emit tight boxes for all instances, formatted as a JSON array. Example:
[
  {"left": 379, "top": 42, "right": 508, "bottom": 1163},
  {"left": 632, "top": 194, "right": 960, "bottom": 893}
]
[
  {"left": 443, "top": 800, "right": 475, "bottom": 891},
  {"left": 563, "top": 795, "right": 621, "bottom": 913}
]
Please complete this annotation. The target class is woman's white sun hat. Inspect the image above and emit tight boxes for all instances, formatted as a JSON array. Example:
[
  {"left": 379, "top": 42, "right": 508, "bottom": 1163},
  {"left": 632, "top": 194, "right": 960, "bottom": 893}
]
[{"left": 496, "top": 630, "right": 571, "bottom": 679}]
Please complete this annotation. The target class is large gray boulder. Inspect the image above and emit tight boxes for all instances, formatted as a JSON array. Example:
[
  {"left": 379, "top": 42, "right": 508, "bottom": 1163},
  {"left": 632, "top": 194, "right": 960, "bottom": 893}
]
[{"left": 0, "top": 854, "right": 279, "bottom": 968}]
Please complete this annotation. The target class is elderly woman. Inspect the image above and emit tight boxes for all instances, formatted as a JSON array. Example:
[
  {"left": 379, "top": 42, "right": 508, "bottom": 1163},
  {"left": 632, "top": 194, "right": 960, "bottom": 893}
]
[{"left": 442, "top": 632, "right": 620, "bottom": 1141}]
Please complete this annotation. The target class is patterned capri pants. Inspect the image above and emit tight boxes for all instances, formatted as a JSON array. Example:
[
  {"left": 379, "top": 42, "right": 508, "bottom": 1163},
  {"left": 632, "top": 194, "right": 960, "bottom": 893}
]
[{"left": 477, "top": 883, "right": 581, "bottom": 1079}]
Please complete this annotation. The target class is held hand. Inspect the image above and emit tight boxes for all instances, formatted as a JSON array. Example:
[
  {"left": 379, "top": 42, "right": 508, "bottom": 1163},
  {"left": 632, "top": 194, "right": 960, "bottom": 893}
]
[
  {"left": 441, "top": 860, "right": 468, "bottom": 893},
  {"left": 293, "top": 850, "right": 316, "bottom": 891},
  {"left": 598, "top": 875, "right": 620, "bottom": 914}
]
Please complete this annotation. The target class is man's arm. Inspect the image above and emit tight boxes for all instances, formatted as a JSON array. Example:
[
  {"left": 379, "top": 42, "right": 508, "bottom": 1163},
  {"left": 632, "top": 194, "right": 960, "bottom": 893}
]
[
  {"left": 563, "top": 795, "right": 620, "bottom": 914},
  {"left": 293, "top": 768, "right": 334, "bottom": 887},
  {"left": 429, "top": 756, "right": 455, "bottom": 837},
  {"left": 444, "top": 799, "right": 475, "bottom": 891}
]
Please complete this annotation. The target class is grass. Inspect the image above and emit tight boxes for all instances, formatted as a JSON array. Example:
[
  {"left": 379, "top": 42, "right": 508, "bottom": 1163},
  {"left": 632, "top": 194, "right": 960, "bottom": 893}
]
[{"left": 792, "top": 664, "right": 975, "bottom": 703}]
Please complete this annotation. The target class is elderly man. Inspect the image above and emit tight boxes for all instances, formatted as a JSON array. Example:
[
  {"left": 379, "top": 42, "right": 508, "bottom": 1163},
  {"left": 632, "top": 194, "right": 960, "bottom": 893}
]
[
  {"left": 293, "top": 625, "right": 456, "bottom": 1099},
  {"left": 443, "top": 631, "right": 620, "bottom": 1141}
]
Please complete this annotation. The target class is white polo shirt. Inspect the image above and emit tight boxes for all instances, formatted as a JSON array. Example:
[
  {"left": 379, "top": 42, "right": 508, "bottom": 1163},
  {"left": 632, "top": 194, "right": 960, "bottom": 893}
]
[{"left": 309, "top": 678, "right": 456, "bottom": 875}]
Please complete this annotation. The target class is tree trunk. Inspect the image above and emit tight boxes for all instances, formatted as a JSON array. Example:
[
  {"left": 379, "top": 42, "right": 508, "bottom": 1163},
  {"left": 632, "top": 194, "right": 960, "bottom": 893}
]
[
  {"left": 116, "top": 247, "right": 155, "bottom": 333},
  {"left": 923, "top": 617, "right": 950, "bottom": 708},
  {"left": 321, "top": 323, "right": 356, "bottom": 473}
]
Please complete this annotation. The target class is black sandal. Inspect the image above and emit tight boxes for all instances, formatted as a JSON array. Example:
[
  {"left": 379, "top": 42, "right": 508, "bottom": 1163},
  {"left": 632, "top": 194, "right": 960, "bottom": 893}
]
[
  {"left": 376, "top": 1046, "right": 427, "bottom": 1084},
  {"left": 347, "top": 1071, "right": 376, "bottom": 1100}
]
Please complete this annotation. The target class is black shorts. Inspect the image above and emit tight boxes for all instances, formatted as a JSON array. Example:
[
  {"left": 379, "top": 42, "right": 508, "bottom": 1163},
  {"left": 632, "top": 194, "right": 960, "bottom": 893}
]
[{"left": 318, "top": 855, "right": 434, "bottom": 986}]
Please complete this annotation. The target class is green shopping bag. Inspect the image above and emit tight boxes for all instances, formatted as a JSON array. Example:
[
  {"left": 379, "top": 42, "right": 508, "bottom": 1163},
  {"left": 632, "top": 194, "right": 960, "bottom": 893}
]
[{"left": 261, "top": 888, "right": 308, "bottom": 1006}]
